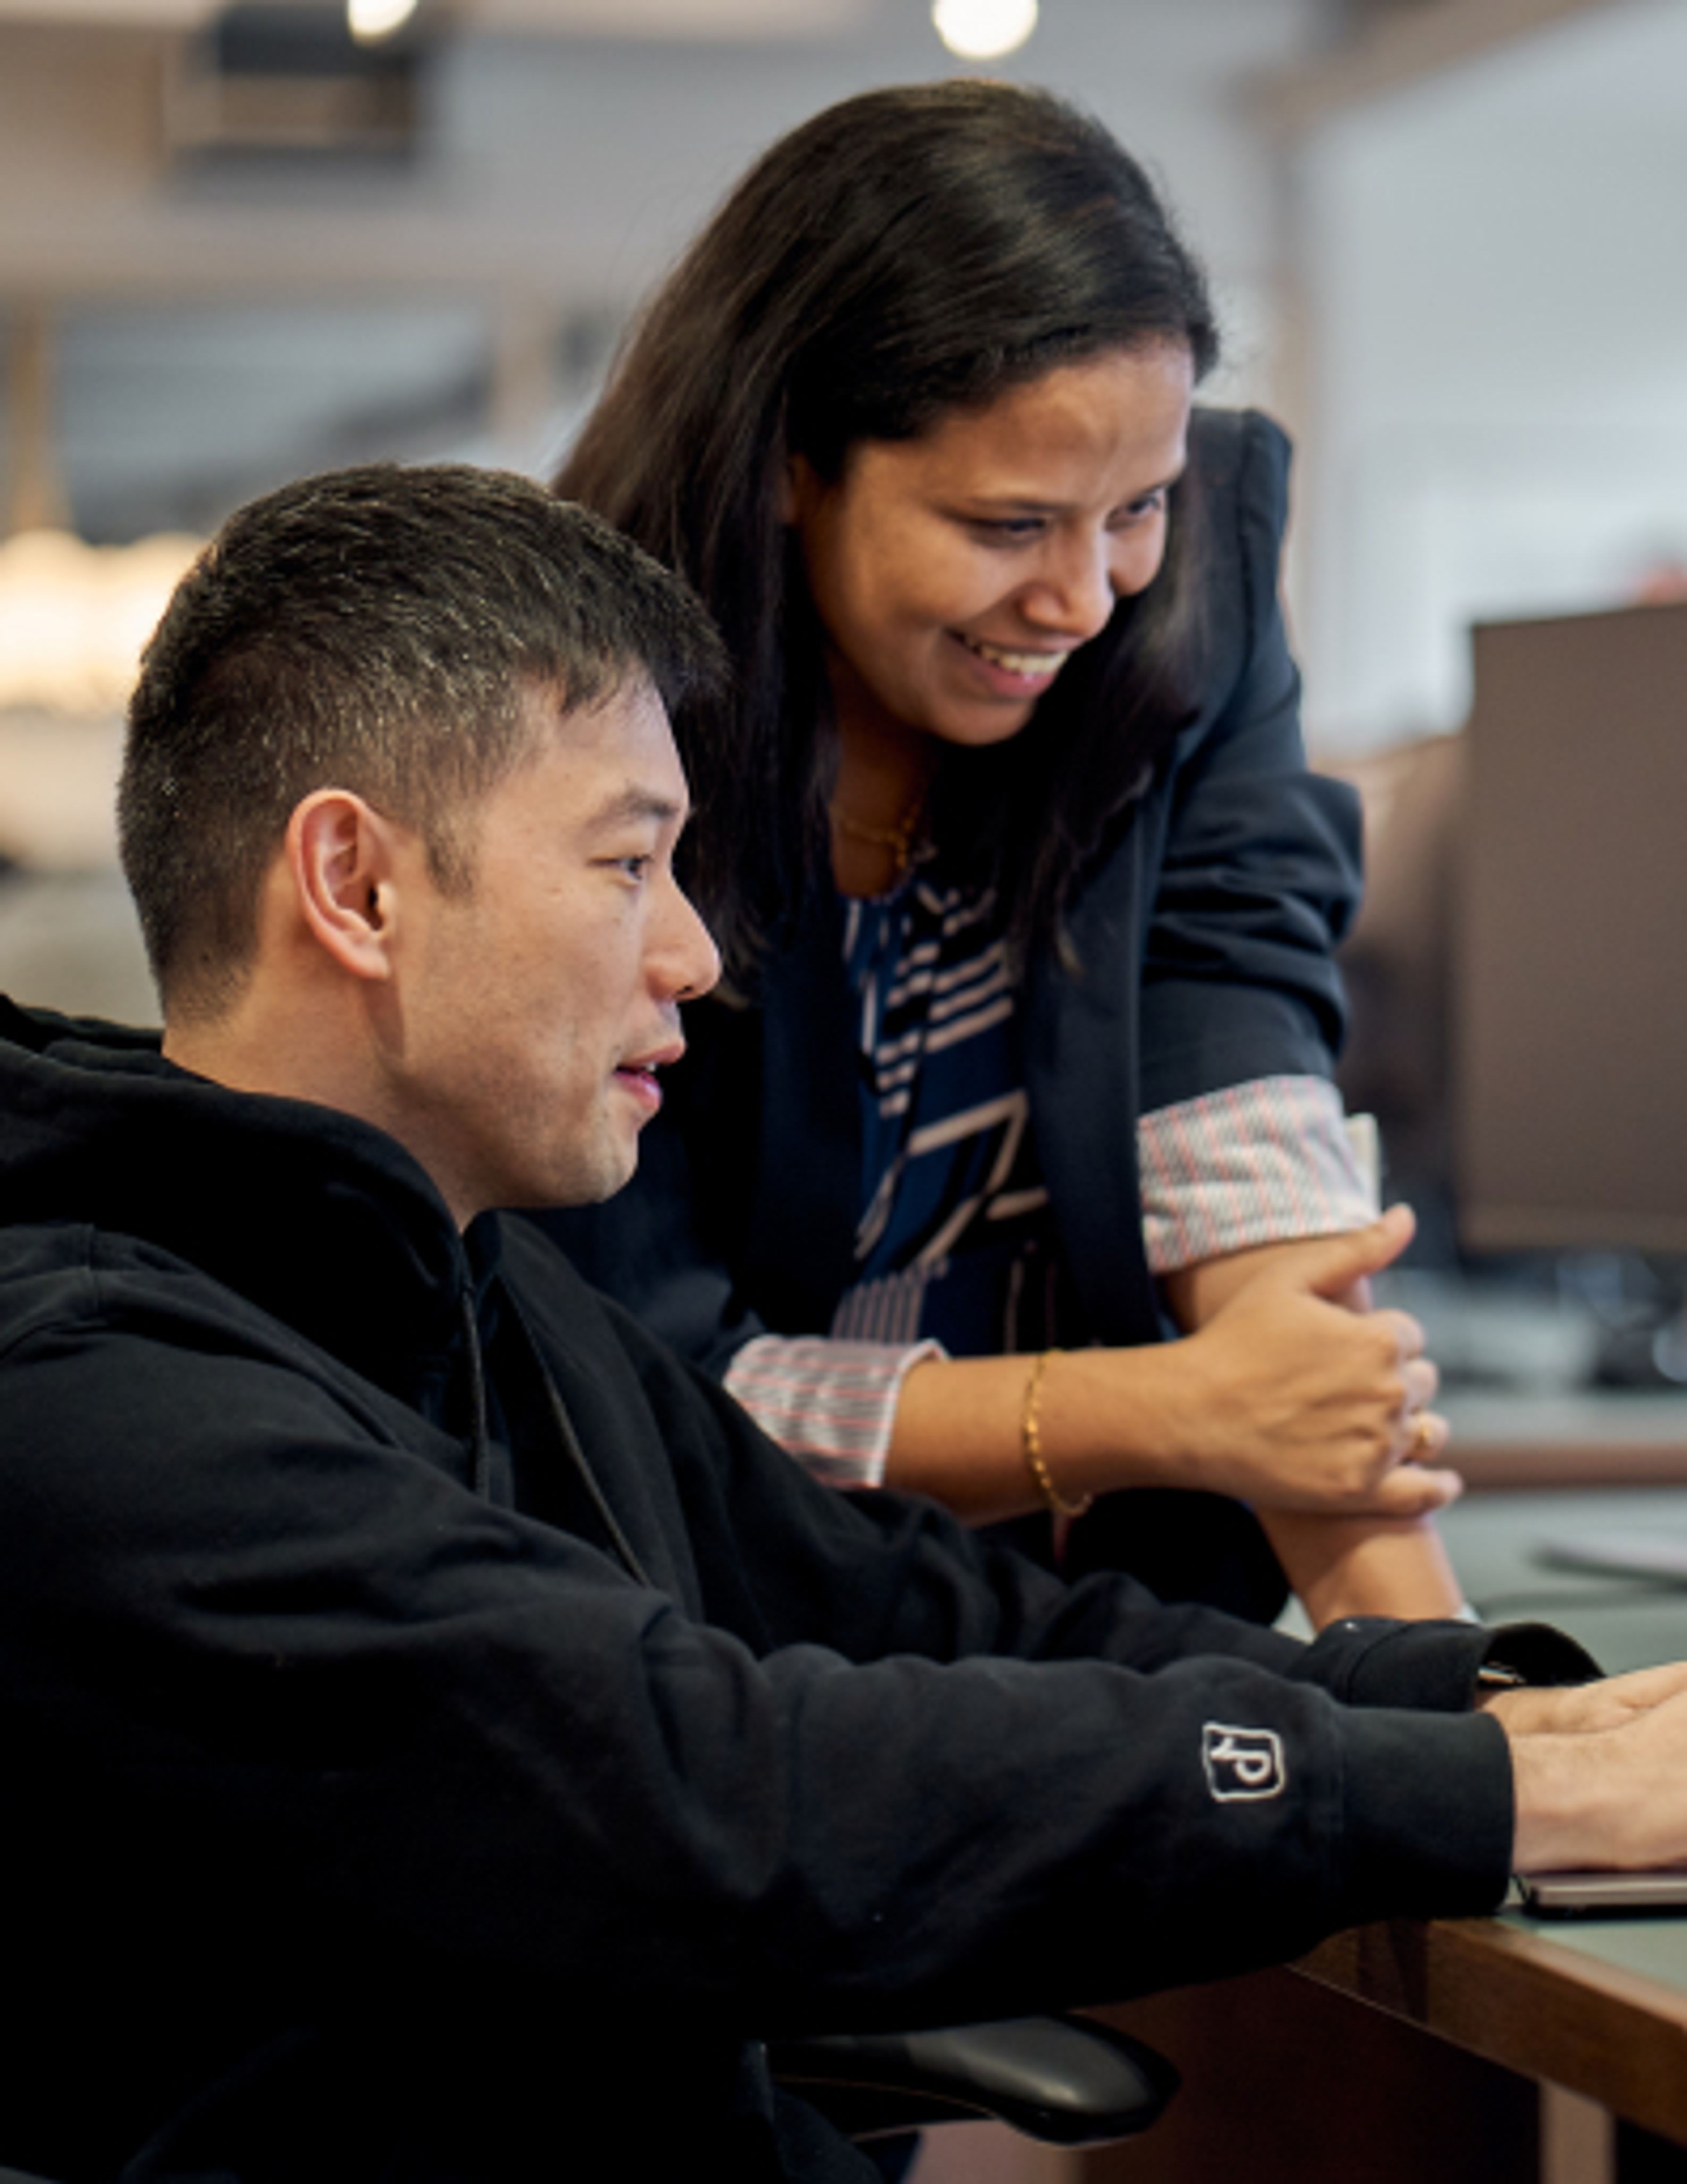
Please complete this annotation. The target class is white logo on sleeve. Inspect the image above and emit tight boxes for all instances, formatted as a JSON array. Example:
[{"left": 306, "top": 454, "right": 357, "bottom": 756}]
[{"left": 1202, "top": 1723, "right": 1286, "bottom": 1803}]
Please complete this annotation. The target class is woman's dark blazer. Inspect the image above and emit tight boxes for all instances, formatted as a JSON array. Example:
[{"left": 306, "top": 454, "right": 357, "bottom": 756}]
[{"left": 541, "top": 408, "right": 1363, "bottom": 1458}]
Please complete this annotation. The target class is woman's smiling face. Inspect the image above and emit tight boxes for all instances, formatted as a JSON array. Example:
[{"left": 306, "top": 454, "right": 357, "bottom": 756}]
[{"left": 786, "top": 341, "right": 1194, "bottom": 755}]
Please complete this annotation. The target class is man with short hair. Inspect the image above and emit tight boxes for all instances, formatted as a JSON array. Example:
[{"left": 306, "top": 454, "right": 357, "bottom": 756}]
[{"left": 0, "top": 463, "right": 1682, "bottom": 2184}]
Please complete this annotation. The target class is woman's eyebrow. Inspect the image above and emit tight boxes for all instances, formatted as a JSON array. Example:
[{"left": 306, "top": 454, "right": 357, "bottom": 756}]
[{"left": 955, "top": 465, "right": 1188, "bottom": 513}]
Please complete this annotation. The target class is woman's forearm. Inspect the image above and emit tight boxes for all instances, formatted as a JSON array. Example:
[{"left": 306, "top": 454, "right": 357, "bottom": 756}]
[
  {"left": 871, "top": 1211, "right": 1469, "bottom": 1622},
  {"left": 885, "top": 1343, "right": 1201, "bottom": 1524},
  {"left": 885, "top": 1317, "right": 1460, "bottom": 1538},
  {"left": 889, "top": 1345, "right": 1465, "bottom": 1622},
  {"left": 1259, "top": 1511, "right": 1464, "bottom": 1625},
  {"left": 1166, "top": 1217, "right": 1464, "bottom": 1625}
]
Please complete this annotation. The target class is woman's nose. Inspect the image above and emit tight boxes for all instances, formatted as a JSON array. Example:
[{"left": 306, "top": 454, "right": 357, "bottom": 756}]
[{"left": 1023, "top": 531, "right": 1118, "bottom": 641}]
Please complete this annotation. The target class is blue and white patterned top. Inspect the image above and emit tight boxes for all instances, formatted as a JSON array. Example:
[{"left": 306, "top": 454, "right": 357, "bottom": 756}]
[
  {"left": 831, "top": 871, "right": 1064, "bottom": 1358},
  {"left": 723, "top": 867, "right": 1375, "bottom": 1489}
]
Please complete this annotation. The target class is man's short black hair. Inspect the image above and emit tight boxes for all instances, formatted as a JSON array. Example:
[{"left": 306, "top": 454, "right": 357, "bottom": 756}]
[{"left": 119, "top": 463, "right": 727, "bottom": 1021}]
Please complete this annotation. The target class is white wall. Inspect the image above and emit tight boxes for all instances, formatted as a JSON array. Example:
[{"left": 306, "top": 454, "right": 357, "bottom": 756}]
[{"left": 1291, "top": 0, "right": 1687, "bottom": 752}]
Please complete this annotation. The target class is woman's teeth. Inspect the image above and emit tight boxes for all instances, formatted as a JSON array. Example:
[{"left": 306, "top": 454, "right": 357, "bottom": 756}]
[{"left": 963, "top": 636, "right": 1071, "bottom": 678}]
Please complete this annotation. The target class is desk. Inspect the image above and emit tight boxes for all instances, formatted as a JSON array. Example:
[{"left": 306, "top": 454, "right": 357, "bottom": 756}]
[
  {"left": 1441, "top": 1392, "right": 1687, "bottom": 1492},
  {"left": 1082, "top": 1486, "right": 1687, "bottom": 2184},
  {"left": 1300, "top": 1912, "right": 1687, "bottom": 2148}
]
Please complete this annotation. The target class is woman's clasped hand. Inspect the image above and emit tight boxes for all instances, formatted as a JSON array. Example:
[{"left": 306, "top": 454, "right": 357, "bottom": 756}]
[{"left": 1146, "top": 1214, "right": 1456, "bottom": 1518}]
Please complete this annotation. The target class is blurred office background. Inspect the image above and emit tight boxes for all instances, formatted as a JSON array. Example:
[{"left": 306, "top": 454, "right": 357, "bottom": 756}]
[
  {"left": 6, "top": 0, "right": 1685, "bottom": 730},
  {"left": 2, "top": 0, "right": 1686, "bottom": 1391}
]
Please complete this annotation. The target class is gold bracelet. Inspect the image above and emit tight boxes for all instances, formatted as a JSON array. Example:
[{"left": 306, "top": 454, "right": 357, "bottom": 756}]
[{"left": 1020, "top": 1349, "right": 1093, "bottom": 1519}]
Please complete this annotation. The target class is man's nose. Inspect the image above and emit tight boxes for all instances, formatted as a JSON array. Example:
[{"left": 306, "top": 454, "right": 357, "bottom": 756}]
[{"left": 659, "top": 879, "right": 721, "bottom": 1004}]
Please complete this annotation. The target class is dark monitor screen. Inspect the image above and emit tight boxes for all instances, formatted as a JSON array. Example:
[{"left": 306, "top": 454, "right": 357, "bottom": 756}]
[{"left": 1455, "top": 600, "right": 1687, "bottom": 1253}]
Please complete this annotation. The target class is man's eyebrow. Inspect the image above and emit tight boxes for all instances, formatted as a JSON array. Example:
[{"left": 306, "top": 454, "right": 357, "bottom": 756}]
[{"left": 581, "top": 785, "right": 687, "bottom": 831}]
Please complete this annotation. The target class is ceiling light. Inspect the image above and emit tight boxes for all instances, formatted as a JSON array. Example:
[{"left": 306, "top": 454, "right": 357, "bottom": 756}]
[
  {"left": 348, "top": 0, "right": 418, "bottom": 43},
  {"left": 0, "top": 531, "right": 200, "bottom": 716},
  {"left": 932, "top": 0, "right": 1036, "bottom": 61}
]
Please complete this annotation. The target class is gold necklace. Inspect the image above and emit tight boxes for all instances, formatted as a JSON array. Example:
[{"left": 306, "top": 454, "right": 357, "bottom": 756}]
[{"left": 829, "top": 792, "right": 927, "bottom": 879}]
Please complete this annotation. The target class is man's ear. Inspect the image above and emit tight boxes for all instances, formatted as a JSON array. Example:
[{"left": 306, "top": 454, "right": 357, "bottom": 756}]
[{"left": 286, "top": 789, "right": 406, "bottom": 984}]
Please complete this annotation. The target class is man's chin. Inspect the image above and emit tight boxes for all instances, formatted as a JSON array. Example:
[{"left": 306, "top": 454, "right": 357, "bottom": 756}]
[
  {"left": 560, "top": 1137, "right": 642, "bottom": 1210},
  {"left": 494, "top": 1121, "right": 644, "bottom": 1215}
]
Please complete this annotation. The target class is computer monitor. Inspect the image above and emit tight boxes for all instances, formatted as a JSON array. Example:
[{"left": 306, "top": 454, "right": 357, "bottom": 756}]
[{"left": 1455, "top": 599, "right": 1687, "bottom": 1254}]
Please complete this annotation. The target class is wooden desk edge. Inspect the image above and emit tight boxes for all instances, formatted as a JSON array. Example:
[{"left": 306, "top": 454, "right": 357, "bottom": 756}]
[
  {"left": 1455, "top": 1443, "right": 1687, "bottom": 1491},
  {"left": 1294, "top": 1916, "right": 1687, "bottom": 2143}
]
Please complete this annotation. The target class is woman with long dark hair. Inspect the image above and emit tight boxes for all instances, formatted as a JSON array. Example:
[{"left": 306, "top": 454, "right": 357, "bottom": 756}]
[{"left": 546, "top": 80, "right": 1460, "bottom": 1623}]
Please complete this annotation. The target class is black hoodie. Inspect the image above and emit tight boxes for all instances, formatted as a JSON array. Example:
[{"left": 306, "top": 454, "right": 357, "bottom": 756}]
[{"left": 0, "top": 998, "right": 1585, "bottom": 2182}]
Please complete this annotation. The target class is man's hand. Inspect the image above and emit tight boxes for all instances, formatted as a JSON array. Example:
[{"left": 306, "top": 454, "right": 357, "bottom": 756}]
[
  {"left": 1484, "top": 1661, "right": 1687, "bottom": 1737},
  {"left": 1510, "top": 1684, "right": 1687, "bottom": 1873}
]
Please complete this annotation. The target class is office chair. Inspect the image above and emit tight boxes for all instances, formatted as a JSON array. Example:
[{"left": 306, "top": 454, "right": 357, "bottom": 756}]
[
  {"left": 771, "top": 2011, "right": 1178, "bottom": 2146},
  {"left": 0, "top": 2014, "right": 1174, "bottom": 2181}
]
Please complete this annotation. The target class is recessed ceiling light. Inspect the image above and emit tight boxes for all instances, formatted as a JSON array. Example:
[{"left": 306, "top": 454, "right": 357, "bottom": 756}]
[
  {"left": 932, "top": 0, "right": 1037, "bottom": 62},
  {"left": 348, "top": 0, "right": 418, "bottom": 43}
]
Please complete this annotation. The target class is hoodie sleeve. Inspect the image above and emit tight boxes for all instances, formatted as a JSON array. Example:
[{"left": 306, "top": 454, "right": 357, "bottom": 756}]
[{"left": 0, "top": 1225, "right": 1529, "bottom": 2044}]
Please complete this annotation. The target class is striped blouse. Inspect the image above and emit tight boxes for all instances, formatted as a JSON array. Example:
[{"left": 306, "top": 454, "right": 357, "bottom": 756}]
[{"left": 725, "top": 867, "right": 1374, "bottom": 1487}]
